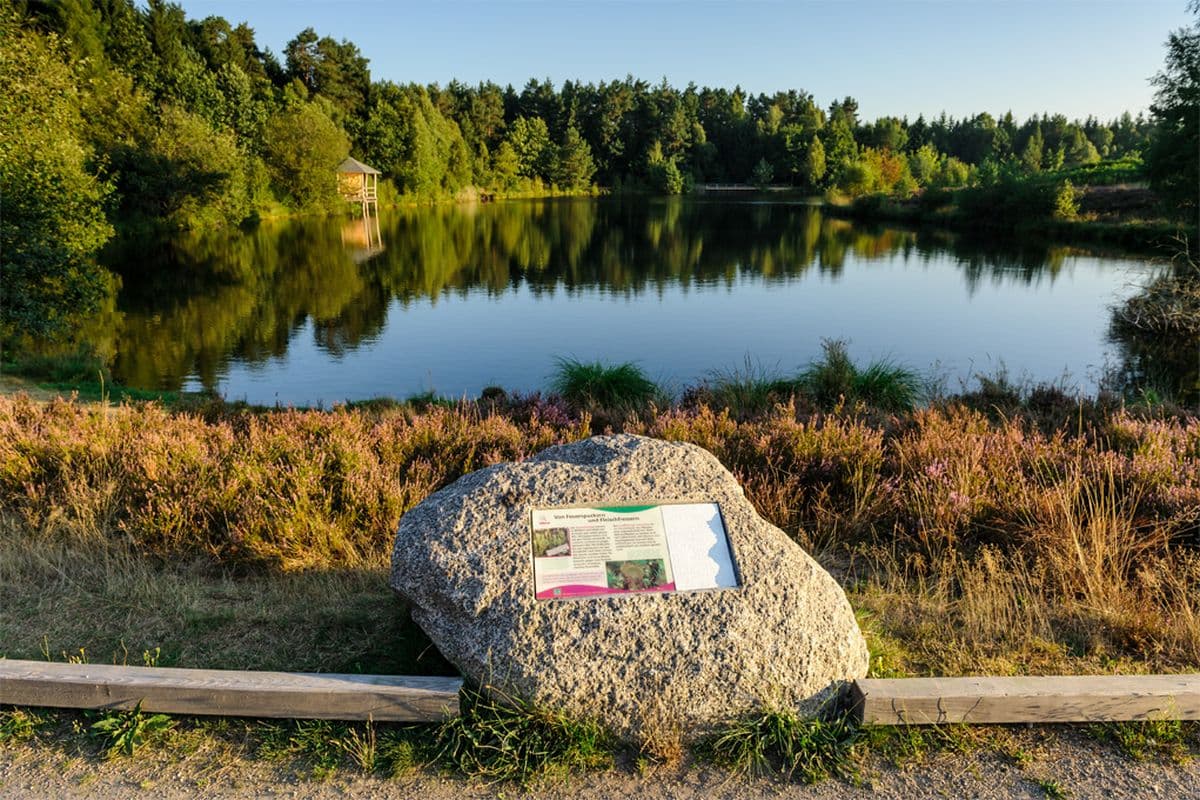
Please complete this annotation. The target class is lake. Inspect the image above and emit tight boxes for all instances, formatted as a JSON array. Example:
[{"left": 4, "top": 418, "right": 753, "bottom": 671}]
[{"left": 95, "top": 197, "right": 1153, "bottom": 406}]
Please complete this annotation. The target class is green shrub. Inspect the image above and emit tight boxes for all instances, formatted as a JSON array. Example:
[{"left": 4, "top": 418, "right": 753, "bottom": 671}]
[
  {"left": 1053, "top": 180, "right": 1079, "bottom": 220},
  {"left": 954, "top": 172, "right": 1064, "bottom": 225},
  {"left": 918, "top": 187, "right": 954, "bottom": 212},
  {"left": 0, "top": 14, "right": 113, "bottom": 342},
  {"left": 648, "top": 159, "right": 684, "bottom": 194}
]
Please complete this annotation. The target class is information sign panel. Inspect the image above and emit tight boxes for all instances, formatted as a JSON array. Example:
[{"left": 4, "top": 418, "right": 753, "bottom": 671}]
[{"left": 530, "top": 502, "right": 740, "bottom": 600}]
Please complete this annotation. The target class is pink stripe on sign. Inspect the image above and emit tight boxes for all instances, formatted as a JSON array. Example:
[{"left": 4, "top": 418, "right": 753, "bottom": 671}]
[{"left": 536, "top": 582, "right": 677, "bottom": 600}]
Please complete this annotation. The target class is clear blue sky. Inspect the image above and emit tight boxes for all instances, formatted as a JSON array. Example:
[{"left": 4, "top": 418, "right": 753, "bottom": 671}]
[{"left": 184, "top": 0, "right": 1192, "bottom": 122}]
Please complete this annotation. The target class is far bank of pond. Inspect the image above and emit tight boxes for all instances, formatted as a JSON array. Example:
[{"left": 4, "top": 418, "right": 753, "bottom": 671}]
[{"left": 65, "top": 196, "right": 1173, "bottom": 406}]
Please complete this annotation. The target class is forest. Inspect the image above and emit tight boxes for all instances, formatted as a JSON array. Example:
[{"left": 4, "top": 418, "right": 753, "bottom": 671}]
[{"left": 1, "top": 0, "right": 1196, "bottom": 344}]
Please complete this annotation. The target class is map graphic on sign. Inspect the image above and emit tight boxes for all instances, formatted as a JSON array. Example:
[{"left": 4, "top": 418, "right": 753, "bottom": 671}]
[{"left": 530, "top": 502, "right": 739, "bottom": 600}]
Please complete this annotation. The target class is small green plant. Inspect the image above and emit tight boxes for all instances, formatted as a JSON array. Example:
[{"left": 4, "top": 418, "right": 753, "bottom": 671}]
[
  {"left": 550, "top": 357, "right": 661, "bottom": 413},
  {"left": 996, "top": 733, "right": 1035, "bottom": 768},
  {"left": 90, "top": 702, "right": 175, "bottom": 758},
  {"left": 434, "top": 685, "right": 613, "bottom": 785},
  {"left": 862, "top": 722, "right": 931, "bottom": 766},
  {"left": 694, "top": 708, "right": 861, "bottom": 783},
  {"left": 854, "top": 360, "right": 923, "bottom": 412},
  {"left": 335, "top": 722, "right": 377, "bottom": 772},
  {"left": 857, "top": 615, "right": 910, "bottom": 679},
  {"left": 0, "top": 709, "right": 43, "bottom": 744},
  {"left": 1036, "top": 777, "right": 1070, "bottom": 799}
]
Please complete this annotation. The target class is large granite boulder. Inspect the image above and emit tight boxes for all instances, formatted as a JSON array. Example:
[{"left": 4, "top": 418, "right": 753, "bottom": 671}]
[{"left": 390, "top": 434, "right": 868, "bottom": 740}]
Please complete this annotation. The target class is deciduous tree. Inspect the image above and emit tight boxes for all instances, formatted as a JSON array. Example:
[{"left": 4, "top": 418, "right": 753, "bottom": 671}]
[
  {"left": 0, "top": 16, "right": 113, "bottom": 340},
  {"left": 1146, "top": 2, "right": 1200, "bottom": 219}
]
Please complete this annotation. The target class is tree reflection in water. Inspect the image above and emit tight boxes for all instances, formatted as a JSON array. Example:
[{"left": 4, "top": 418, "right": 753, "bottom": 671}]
[{"left": 86, "top": 197, "right": 1147, "bottom": 395}]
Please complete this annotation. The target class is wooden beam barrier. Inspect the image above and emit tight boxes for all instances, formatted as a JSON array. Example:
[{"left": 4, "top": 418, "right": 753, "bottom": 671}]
[
  {"left": 0, "top": 659, "right": 461, "bottom": 722},
  {"left": 850, "top": 675, "right": 1200, "bottom": 725}
]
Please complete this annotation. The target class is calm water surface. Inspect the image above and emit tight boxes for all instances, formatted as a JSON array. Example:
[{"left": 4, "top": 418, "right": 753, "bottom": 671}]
[{"left": 97, "top": 198, "right": 1152, "bottom": 406}]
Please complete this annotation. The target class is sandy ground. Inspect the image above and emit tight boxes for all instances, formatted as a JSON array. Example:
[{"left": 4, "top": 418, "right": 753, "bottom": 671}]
[{"left": 2, "top": 728, "right": 1198, "bottom": 800}]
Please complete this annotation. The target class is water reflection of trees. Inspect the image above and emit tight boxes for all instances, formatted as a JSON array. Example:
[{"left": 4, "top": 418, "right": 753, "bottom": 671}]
[
  {"left": 1106, "top": 260, "right": 1200, "bottom": 404},
  {"left": 1107, "top": 329, "right": 1200, "bottom": 404},
  {"left": 105, "top": 220, "right": 370, "bottom": 390},
  {"left": 96, "top": 199, "right": 1107, "bottom": 391}
]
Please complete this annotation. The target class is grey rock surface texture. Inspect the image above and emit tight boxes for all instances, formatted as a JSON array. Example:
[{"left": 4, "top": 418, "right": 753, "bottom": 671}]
[{"left": 390, "top": 434, "right": 869, "bottom": 740}]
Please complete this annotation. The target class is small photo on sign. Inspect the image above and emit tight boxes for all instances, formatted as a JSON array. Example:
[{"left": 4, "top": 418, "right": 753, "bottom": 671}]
[
  {"left": 532, "top": 527, "right": 572, "bottom": 558},
  {"left": 605, "top": 558, "right": 669, "bottom": 592}
]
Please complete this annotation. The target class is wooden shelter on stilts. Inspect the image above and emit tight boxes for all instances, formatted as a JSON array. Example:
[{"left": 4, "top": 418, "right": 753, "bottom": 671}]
[{"left": 337, "top": 156, "right": 384, "bottom": 261}]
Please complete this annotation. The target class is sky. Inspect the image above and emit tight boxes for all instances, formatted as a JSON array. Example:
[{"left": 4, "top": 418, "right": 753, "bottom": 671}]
[{"left": 182, "top": 0, "right": 1193, "bottom": 122}]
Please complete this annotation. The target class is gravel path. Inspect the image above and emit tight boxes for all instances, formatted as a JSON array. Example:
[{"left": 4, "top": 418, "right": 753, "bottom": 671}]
[{"left": 2, "top": 728, "right": 1198, "bottom": 799}]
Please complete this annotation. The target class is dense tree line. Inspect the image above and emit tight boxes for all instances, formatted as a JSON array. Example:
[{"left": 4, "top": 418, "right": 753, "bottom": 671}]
[
  {"left": 1, "top": 0, "right": 1191, "bottom": 343},
  {"left": 8, "top": 2, "right": 1158, "bottom": 218}
]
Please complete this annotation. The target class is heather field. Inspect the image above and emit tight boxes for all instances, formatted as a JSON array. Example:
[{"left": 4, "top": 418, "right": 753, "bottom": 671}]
[{"left": 2, "top": 388, "right": 1199, "bottom": 683}]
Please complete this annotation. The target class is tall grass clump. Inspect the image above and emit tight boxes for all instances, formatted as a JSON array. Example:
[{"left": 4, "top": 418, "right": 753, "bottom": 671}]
[
  {"left": 798, "top": 339, "right": 922, "bottom": 412},
  {"left": 693, "top": 358, "right": 802, "bottom": 418},
  {"left": 550, "top": 357, "right": 662, "bottom": 416}
]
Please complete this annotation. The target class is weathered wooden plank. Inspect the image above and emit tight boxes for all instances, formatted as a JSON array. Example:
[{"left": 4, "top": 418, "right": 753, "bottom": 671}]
[
  {"left": 851, "top": 675, "right": 1200, "bottom": 725},
  {"left": 0, "top": 659, "right": 461, "bottom": 721}
]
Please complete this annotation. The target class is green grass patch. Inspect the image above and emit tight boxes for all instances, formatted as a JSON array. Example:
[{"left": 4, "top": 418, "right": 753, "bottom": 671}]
[
  {"left": 3, "top": 350, "right": 110, "bottom": 385},
  {"left": 1086, "top": 719, "right": 1197, "bottom": 764},
  {"left": 256, "top": 719, "right": 360, "bottom": 779},
  {"left": 860, "top": 722, "right": 989, "bottom": 768},
  {"left": 1, "top": 351, "right": 179, "bottom": 405},
  {"left": 433, "top": 685, "right": 614, "bottom": 785},
  {"left": 257, "top": 718, "right": 438, "bottom": 779},
  {"left": 694, "top": 708, "right": 861, "bottom": 783}
]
